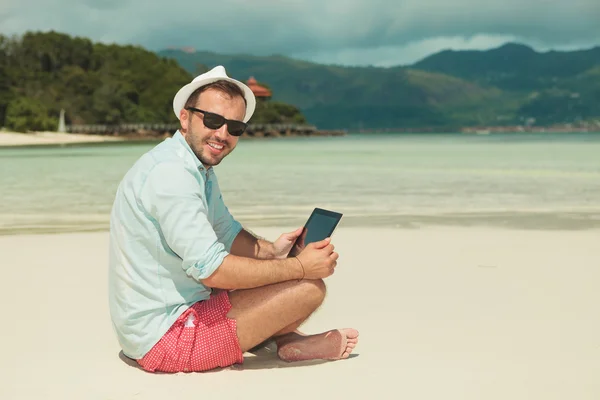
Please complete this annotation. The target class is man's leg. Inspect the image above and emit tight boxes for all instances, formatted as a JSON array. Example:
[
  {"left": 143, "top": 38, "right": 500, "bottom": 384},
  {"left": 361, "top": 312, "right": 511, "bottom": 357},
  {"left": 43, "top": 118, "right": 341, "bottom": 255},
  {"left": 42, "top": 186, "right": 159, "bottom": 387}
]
[{"left": 227, "top": 279, "right": 358, "bottom": 362}]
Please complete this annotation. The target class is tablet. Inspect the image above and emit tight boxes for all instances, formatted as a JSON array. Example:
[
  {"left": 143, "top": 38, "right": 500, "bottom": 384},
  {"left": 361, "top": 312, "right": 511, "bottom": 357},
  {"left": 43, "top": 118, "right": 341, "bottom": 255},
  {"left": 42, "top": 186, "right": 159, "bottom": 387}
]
[{"left": 292, "top": 208, "right": 343, "bottom": 253}]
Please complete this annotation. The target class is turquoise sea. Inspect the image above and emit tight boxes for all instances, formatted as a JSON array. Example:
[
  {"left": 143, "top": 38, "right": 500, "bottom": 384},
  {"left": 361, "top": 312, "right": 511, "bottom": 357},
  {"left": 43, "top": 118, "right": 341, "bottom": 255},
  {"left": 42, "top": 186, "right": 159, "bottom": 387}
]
[{"left": 1, "top": 132, "right": 599, "bottom": 234}]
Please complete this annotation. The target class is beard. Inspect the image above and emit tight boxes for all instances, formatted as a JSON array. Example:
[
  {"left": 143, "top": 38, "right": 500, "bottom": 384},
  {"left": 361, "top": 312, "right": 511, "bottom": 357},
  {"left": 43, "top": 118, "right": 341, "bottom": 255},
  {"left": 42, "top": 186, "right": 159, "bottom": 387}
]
[
  {"left": 184, "top": 123, "right": 232, "bottom": 167},
  {"left": 188, "top": 136, "right": 227, "bottom": 167}
]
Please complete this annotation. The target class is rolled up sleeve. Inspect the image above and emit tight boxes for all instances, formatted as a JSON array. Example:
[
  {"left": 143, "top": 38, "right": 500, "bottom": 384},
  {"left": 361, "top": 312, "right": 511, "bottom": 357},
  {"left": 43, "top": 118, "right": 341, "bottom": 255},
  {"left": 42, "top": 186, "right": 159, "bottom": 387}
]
[
  {"left": 212, "top": 197, "right": 243, "bottom": 252},
  {"left": 139, "top": 162, "right": 227, "bottom": 281}
]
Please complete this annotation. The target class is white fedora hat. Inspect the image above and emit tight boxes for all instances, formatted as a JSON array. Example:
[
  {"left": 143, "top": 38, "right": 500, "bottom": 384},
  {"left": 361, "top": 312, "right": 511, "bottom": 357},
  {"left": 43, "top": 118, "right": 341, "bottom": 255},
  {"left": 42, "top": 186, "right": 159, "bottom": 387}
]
[{"left": 172, "top": 65, "right": 256, "bottom": 123}]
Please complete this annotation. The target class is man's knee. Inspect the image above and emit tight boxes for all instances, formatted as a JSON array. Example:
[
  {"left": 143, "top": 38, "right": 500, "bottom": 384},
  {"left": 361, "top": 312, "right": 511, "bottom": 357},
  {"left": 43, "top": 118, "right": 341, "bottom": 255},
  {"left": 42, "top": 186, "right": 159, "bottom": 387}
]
[
  {"left": 311, "top": 278, "right": 326, "bottom": 296},
  {"left": 301, "top": 278, "right": 326, "bottom": 307}
]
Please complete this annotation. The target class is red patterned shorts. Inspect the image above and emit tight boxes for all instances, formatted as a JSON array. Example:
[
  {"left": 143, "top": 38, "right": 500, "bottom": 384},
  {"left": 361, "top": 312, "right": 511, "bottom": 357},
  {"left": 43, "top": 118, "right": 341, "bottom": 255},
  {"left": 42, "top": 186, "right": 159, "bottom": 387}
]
[{"left": 137, "top": 291, "right": 243, "bottom": 373}]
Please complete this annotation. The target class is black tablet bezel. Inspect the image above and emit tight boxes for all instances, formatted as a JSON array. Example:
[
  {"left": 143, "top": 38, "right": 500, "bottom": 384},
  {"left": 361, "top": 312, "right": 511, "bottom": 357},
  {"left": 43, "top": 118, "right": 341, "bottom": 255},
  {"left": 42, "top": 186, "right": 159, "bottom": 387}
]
[{"left": 293, "top": 207, "right": 343, "bottom": 248}]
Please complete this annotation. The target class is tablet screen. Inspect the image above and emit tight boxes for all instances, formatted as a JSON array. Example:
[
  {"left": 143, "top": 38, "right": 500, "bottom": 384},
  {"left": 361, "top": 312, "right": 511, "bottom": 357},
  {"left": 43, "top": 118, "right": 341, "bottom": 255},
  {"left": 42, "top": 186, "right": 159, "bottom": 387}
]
[{"left": 293, "top": 208, "right": 343, "bottom": 252}]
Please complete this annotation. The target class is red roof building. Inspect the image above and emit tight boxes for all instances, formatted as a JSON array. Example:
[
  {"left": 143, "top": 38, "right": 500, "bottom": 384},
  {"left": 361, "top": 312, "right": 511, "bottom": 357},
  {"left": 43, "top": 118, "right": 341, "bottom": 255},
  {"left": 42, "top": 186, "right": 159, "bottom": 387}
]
[{"left": 246, "top": 77, "right": 272, "bottom": 98}]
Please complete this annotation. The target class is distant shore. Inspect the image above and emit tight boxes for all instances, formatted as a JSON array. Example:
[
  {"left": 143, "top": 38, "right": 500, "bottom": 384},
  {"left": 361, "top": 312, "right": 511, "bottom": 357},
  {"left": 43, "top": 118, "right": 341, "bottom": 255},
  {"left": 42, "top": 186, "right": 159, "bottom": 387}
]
[
  {"left": 2, "top": 125, "right": 598, "bottom": 148},
  {"left": 355, "top": 122, "right": 600, "bottom": 134},
  {"left": 0, "top": 127, "right": 346, "bottom": 147},
  {"left": 0, "top": 131, "right": 127, "bottom": 147}
]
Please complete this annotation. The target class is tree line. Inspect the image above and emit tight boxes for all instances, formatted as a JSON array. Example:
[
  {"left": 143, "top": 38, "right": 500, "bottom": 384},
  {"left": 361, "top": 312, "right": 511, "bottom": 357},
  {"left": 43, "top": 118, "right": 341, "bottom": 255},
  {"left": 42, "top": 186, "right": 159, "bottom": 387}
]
[{"left": 0, "top": 31, "right": 305, "bottom": 132}]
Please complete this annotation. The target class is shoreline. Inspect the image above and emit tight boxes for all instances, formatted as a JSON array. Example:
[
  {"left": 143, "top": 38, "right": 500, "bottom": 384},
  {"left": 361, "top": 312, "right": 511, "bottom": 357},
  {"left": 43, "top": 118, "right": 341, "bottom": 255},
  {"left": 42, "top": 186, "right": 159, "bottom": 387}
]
[
  {"left": 0, "top": 129, "right": 346, "bottom": 148},
  {"left": 0, "top": 131, "right": 127, "bottom": 147},
  {"left": 3, "top": 211, "right": 600, "bottom": 236},
  {"left": 2, "top": 129, "right": 599, "bottom": 148}
]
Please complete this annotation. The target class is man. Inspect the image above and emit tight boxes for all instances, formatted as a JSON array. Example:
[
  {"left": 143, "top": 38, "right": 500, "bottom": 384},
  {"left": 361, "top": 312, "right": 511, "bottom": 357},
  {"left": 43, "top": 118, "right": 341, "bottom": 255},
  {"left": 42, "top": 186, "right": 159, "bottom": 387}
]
[{"left": 108, "top": 66, "right": 358, "bottom": 373}]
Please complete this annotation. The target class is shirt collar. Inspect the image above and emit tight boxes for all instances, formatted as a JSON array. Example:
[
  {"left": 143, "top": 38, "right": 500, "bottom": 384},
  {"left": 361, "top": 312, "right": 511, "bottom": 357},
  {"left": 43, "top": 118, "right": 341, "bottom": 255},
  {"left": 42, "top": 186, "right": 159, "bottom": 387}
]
[{"left": 173, "top": 130, "right": 213, "bottom": 173}]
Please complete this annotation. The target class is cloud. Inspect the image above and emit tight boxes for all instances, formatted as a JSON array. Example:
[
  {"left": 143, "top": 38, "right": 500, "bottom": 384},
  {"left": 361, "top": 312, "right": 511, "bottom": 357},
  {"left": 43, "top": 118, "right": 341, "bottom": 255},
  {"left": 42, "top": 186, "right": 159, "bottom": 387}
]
[
  {"left": 1, "top": 0, "right": 598, "bottom": 65},
  {"left": 81, "top": 0, "right": 129, "bottom": 11},
  {"left": 293, "top": 34, "right": 520, "bottom": 67}
]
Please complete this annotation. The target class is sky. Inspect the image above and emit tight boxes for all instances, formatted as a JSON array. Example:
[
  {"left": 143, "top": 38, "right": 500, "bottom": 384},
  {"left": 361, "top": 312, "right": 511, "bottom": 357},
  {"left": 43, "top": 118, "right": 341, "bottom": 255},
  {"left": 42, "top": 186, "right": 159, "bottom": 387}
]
[{"left": 1, "top": 0, "right": 599, "bottom": 66}]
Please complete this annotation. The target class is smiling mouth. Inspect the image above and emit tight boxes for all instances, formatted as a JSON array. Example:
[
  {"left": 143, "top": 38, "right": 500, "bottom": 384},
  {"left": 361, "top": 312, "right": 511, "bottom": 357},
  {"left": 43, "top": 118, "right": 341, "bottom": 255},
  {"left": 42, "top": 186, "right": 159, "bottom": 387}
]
[{"left": 206, "top": 141, "right": 225, "bottom": 153}]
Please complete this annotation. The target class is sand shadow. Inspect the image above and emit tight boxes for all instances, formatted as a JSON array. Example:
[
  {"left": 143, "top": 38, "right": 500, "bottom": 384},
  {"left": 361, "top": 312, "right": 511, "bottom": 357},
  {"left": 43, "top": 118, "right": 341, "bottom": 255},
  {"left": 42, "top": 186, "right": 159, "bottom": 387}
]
[
  {"left": 119, "top": 351, "right": 142, "bottom": 370},
  {"left": 118, "top": 351, "right": 227, "bottom": 374},
  {"left": 118, "top": 341, "right": 359, "bottom": 373},
  {"left": 231, "top": 341, "right": 360, "bottom": 371}
]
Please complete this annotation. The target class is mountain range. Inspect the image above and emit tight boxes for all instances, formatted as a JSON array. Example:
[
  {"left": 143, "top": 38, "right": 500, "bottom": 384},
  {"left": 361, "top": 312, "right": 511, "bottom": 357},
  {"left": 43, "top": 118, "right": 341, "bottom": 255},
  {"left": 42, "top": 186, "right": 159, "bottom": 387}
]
[
  {"left": 1, "top": 31, "right": 598, "bottom": 132},
  {"left": 159, "top": 43, "right": 600, "bottom": 130}
]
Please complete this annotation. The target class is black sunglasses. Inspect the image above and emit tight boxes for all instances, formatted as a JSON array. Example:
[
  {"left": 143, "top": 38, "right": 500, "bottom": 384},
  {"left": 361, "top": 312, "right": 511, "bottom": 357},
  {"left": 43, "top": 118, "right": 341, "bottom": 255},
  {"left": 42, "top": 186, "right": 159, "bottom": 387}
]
[{"left": 185, "top": 107, "right": 247, "bottom": 136}]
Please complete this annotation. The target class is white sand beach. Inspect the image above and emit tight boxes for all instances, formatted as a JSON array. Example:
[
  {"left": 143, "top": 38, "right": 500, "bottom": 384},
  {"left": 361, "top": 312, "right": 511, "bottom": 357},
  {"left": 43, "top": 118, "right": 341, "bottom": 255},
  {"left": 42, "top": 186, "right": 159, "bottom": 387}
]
[
  {"left": 1, "top": 227, "right": 599, "bottom": 400},
  {"left": 0, "top": 131, "right": 125, "bottom": 146}
]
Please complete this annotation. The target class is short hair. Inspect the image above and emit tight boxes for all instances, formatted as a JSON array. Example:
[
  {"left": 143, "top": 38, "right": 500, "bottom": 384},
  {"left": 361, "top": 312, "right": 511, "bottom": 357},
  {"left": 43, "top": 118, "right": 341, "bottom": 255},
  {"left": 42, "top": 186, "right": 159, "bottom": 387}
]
[{"left": 184, "top": 80, "right": 247, "bottom": 109}]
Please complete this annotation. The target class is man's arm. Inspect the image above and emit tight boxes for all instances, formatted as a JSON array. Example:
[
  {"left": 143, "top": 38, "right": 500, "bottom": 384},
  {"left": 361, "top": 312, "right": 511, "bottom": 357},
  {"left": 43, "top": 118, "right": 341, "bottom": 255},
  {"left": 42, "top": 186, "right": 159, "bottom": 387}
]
[
  {"left": 203, "top": 237, "right": 337, "bottom": 290},
  {"left": 230, "top": 229, "right": 276, "bottom": 259},
  {"left": 140, "top": 162, "right": 309, "bottom": 288},
  {"left": 201, "top": 254, "right": 303, "bottom": 290}
]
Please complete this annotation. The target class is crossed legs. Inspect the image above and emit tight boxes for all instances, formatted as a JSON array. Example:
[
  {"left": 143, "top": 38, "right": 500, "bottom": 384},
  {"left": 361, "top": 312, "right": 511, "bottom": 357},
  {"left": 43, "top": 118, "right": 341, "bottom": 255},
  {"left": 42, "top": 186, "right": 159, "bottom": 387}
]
[{"left": 227, "top": 279, "right": 358, "bottom": 362}]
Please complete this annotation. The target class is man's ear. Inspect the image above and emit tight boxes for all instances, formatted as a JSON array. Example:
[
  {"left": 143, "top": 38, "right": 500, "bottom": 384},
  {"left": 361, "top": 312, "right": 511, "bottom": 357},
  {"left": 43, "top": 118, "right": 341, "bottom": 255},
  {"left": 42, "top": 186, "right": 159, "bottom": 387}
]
[{"left": 179, "top": 109, "right": 188, "bottom": 133}]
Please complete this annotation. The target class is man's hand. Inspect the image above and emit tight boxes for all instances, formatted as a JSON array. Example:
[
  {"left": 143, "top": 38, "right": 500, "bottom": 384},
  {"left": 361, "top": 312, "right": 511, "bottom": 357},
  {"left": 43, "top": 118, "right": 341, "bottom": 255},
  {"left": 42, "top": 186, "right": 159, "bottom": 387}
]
[
  {"left": 202, "top": 236, "right": 338, "bottom": 290},
  {"left": 295, "top": 238, "right": 338, "bottom": 279},
  {"left": 272, "top": 227, "right": 304, "bottom": 259}
]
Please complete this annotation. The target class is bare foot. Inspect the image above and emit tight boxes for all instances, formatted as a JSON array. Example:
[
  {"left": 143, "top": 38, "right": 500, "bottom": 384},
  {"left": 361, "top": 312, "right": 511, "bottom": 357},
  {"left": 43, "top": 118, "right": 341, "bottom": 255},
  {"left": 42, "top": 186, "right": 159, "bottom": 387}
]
[{"left": 276, "top": 329, "right": 359, "bottom": 362}]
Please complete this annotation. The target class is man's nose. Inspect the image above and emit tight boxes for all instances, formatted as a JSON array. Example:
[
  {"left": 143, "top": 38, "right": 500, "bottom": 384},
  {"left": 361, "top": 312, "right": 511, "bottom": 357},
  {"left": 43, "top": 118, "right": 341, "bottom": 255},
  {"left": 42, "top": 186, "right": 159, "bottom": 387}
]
[{"left": 214, "top": 123, "right": 229, "bottom": 139}]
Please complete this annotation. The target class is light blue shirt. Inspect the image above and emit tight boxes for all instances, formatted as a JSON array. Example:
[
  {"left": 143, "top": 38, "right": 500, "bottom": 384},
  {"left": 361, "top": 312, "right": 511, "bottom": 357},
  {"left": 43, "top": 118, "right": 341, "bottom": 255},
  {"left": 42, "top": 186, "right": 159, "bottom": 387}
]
[{"left": 108, "top": 131, "right": 242, "bottom": 359}]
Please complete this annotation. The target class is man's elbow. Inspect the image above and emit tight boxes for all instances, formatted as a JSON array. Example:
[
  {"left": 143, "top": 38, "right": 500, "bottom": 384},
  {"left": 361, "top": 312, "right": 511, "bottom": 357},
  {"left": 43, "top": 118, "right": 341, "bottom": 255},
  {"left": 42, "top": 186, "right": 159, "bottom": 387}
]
[
  {"left": 198, "top": 254, "right": 242, "bottom": 290},
  {"left": 197, "top": 254, "right": 230, "bottom": 289},
  {"left": 200, "top": 267, "right": 233, "bottom": 290},
  {"left": 200, "top": 275, "right": 215, "bottom": 288},
  {"left": 200, "top": 270, "right": 222, "bottom": 289}
]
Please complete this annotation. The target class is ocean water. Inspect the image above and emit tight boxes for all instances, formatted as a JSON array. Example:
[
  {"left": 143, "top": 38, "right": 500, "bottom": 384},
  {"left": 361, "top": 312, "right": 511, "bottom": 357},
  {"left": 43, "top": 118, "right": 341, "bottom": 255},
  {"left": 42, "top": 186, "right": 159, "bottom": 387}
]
[{"left": 1, "top": 132, "right": 600, "bottom": 234}]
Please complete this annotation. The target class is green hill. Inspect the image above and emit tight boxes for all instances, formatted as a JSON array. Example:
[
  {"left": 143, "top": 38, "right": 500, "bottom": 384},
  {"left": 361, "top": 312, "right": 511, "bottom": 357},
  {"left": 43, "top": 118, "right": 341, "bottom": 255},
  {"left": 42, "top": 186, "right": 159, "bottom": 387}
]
[
  {"left": 0, "top": 31, "right": 192, "bottom": 131},
  {"left": 411, "top": 43, "right": 600, "bottom": 125},
  {"left": 159, "top": 43, "right": 600, "bottom": 129},
  {"left": 516, "top": 66, "right": 600, "bottom": 124},
  {"left": 413, "top": 43, "right": 600, "bottom": 91},
  {"left": 159, "top": 49, "right": 503, "bottom": 129},
  {"left": 0, "top": 32, "right": 306, "bottom": 132}
]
